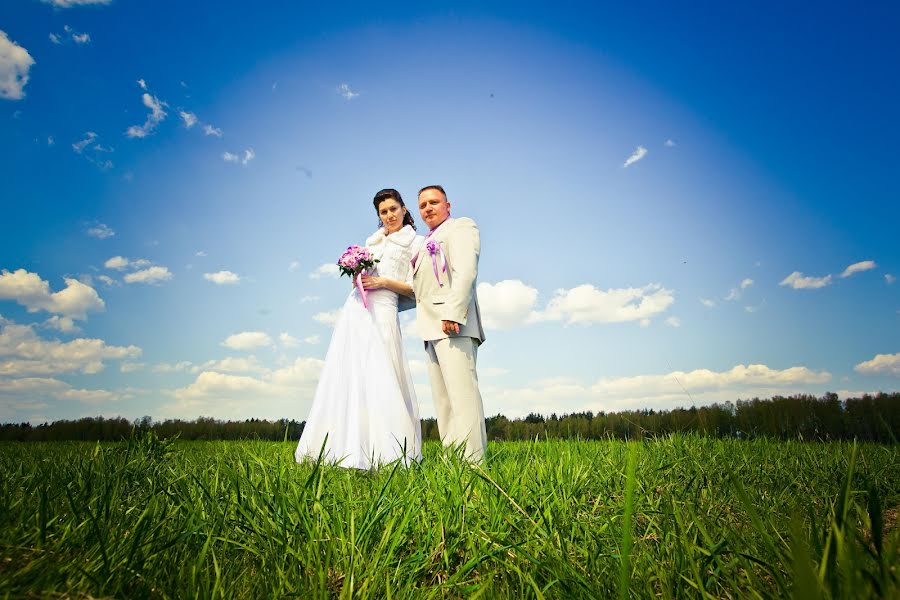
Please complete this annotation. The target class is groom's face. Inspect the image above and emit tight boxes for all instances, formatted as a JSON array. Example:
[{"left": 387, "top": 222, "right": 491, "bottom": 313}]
[{"left": 418, "top": 189, "right": 451, "bottom": 230}]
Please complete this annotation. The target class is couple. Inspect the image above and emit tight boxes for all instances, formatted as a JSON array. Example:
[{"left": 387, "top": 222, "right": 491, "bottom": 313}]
[{"left": 295, "top": 185, "right": 487, "bottom": 469}]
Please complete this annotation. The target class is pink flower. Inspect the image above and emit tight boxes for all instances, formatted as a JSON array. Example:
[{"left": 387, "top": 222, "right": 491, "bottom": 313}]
[{"left": 337, "top": 245, "right": 378, "bottom": 278}]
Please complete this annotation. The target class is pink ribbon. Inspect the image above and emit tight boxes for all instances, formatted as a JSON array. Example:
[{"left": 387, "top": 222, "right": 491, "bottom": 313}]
[
  {"left": 427, "top": 240, "right": 448, "bottom": 287},
  {"left": 356, "top": 272, "right": 368, "bottom": 308}
]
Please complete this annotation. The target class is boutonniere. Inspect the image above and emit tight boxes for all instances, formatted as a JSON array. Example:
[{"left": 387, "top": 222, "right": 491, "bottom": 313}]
[{"left": 426, "top": 240, "right": 448, "bottom": 287}]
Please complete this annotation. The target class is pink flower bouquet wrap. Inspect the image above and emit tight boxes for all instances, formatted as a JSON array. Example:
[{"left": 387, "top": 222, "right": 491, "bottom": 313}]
[{"left": 337, "top": 245, "right": 379, "bottom": 308}]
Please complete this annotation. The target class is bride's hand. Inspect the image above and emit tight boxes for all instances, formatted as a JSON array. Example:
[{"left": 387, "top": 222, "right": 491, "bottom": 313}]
[{"left": 360, "top": 275, "right": 384, "bottom": 290}]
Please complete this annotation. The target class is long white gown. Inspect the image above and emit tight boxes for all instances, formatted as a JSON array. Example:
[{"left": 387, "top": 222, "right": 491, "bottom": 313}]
[{"left": 295, "top": 225, "right": 424, "bottom": 469}]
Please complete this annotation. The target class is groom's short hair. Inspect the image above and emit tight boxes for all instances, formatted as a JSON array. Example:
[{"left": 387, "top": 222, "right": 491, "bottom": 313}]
[{"left": 418, "top": 185, "right": 447, "bottom": 200}]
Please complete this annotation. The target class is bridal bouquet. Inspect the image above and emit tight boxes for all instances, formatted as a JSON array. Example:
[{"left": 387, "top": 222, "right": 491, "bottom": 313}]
[{"left": 337, "top": 245, "right": 378, "bottom": 308}]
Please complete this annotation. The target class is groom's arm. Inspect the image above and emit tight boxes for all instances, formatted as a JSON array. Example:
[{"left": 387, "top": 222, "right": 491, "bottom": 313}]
[{"left": 443, "top": 218, "right": 480, "bottom": 325}]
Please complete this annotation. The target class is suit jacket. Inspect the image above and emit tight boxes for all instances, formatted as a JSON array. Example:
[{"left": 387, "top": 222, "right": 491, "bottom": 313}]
[{"left": 412, "top": 217, "right": 486, "bottom": 344}]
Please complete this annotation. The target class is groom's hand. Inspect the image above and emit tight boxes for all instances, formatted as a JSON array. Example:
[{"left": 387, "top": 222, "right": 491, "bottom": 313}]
[{"left": 441, "top": 320, "right": 460, "bottom": 335}]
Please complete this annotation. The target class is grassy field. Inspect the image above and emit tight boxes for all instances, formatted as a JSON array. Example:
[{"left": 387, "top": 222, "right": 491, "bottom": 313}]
[{"left": 0, "top": 435, "right": 897, "bottom": 599}]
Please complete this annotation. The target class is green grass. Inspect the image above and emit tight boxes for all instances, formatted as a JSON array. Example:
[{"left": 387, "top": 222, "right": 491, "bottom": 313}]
[{"left": 0, "top": 434, "right": 897, "bottom": 598}]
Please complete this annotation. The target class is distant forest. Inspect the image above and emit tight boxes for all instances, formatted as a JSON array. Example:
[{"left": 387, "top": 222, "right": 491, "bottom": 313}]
[{"left": 1, "top": 392, "right": 897, "bottom": 443}]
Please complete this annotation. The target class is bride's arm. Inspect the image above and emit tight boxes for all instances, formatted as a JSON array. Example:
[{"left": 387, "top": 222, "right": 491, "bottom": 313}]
[
  {"left": 360, "top": 275, "right": 413, "bottom": 297},
  {"left": 359, "top": 235, "right": 421, "bottom": 297}
]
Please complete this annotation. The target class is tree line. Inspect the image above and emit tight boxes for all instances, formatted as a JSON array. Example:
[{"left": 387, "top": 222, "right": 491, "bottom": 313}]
[{"left": 1, "top": 392, "right": 897, "bottom": 443}]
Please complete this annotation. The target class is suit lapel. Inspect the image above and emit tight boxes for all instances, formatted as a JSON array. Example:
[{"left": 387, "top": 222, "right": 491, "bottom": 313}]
[
  {"left": 413, "top": 245, "right": 425, "bottom": 275},
  {"left": 414, "top": 218, "right": 454, "bottom": 277}
]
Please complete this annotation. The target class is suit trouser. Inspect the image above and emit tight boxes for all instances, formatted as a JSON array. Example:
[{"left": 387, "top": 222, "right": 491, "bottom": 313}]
[{"left": 425, "top": 336, "right": 487, "bottom": 461}]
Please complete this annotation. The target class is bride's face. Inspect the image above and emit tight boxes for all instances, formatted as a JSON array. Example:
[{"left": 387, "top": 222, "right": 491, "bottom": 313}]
[{"left": 377, "top": 198, "right": 407, "bottom": 234}]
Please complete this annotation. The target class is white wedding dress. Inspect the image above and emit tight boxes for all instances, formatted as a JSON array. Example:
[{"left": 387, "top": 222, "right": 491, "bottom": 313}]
[{"left": 295, "top": 225, "right": 424, "bottom": 469}]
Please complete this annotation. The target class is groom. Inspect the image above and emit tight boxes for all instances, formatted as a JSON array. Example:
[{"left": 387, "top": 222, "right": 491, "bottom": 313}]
[{"left": 412, "top": 185, "right": 488, "bottom": 461}]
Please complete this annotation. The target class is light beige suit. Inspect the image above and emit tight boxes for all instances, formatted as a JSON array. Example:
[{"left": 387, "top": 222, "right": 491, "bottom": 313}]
[{"left": 412, "top": 217, "right": 487, "bottom": 460}]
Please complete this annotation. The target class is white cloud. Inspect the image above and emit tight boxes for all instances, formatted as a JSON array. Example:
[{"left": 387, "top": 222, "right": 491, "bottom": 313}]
[
  {"left": 623, "top": 145, "right": 647, "bottom": 168},
  {"left": 179, "top": 110, "right": 198, "bottom": 128},
  {"left": 780, "top": 271, "right": 832, "bottom": 290},
  {"left": 124, "top": 266, "right": 172, "bottom": 285},
  {"left": 251, "top": 359, "right": 323, "bottom": 388},
  {"left": 309, "top": 263, "right": 339, "bottom": 279},
  {"left": 104, "top": 256, "right": 129, "bottom": 270},
  {"left": 203, "top": 270, "right": 240, "bottom": 285},
  {"left": 41, "top": 0, "right": 112, "bottom": 6},
  {"left": 886, "top": 274, "right": 896, "bottom": 284},
  {"left": 71, "top": 132, "right": 114, "bottom": 169},
  {"left": 480, "top": 367, "right": 509, "bottom": 377},
  {"left": 53, "top": 27, "right": 92, "bottom": 45},
  {"left": 162, "top": 356, "right": 324, "bottom": 419},
  {"left": 664, "top": 139, "right": 676, "bottom": 147},
  {"left": 440, "top": 279, "right": 677, "bottom": 330},
  {"left": 0, "top": 31, "right": 35, "bottom": 101},
  {"left": 484, "top": 363, "right": 832, "bottom": 417},
  {"left": 665, "top": 316, "right": 681, "bottom": 327},
  {"left": 313, "top": 310, "right": 341, "bottom": 327},
  {"left": 195, "top": 250, "right": 207, "bottom": 257},
  {"left": 0, "top": 269, "right": 104, "bottom": 320},
  {"left": 476, "top": 280, "right": 539, "bottom": 330},
  {"left": 192, "top": 356, "right": 269, "bottom": 375},
  {"left": 0, "top": 318, "right": 140, "bottom": 376},
  {"left": 120, "top": 362, "right": 144, "bottom": 373},
  {"left": 399, "top": 312, "right": 421, "bottom": 340},
  {"left": 409, "top": 359, "right": 427, "bottom": 376},
  {"left": 42, "top": 316, "right": 80, "bottom": 334},
  {"left": 699, "top": 297, "right": 716, "bottom": 308},
  {"left": 279, "top": 332, "right": 299, "bottom": 348},
  {"left": 288, "top": 260, "right": 300, "bottom": 272},
  {"left": 222, "top": 148, "right": 254, "bottom": 165},
  {"left": 85, "top": 222, "right": 114, "bottom": 239},
  {"left": 0, "top": 377, "right": 126, "bottom": 413},
  {"left": 854, "top": 353, "right": 900, "bottom": 377},
  {"left": 179, "top": 113, "right": 222, "bottom": 138},
  {"left": 299, "top": 295, "right": 320, "bottom": 303},
  {"left": 221, "top": 331, "right": 272, "bottom": 351},
  {"left": 725, "top": 279, "right": 753, "bottom": 302},
  {"left": 337, "top": 83, "right": 359, "bottom": 100},
  {"left": 126, "top": 81, "right": 167, "bottom": 138},
  {"left": 591, "top": 363, "right": 831, "bottom": 402},
  {"left": 96, "top": 275, "right": 117, "bottom": 287},
  {"left": 303, "top": 335, "right": 320, "bottom": 344},
  {"left": 533, "top": 283, "right": 674, "bottom": 325},
  {"left": 153, "top": 361, "right": 193, "bottom": 373},
  {"left": 744, "top": 301, "right": 764, "bottom": 313},
  {"left": 72, "top": 131, "right": 97, "bottom": 153},
  {"left": 47, "top": 136, "right": 55, "bottom": 146},
  {"left": 840, "top": 260, "right": 876, "bottom": 278}
]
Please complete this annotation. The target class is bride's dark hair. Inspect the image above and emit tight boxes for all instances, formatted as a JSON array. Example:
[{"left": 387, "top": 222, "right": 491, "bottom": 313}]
[{"left": 373, "top": 188, "right": 416, "bottom": 230}]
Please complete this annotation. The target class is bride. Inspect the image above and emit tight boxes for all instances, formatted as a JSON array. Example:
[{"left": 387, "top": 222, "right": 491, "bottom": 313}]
[{"left": 295, "top": 189, "right": 424, "bottom": 469}]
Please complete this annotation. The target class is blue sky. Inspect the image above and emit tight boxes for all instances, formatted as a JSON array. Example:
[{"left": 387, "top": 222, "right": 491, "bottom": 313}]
[{"left": 1, "top": 0, "right": 898, "bottom": 423}]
